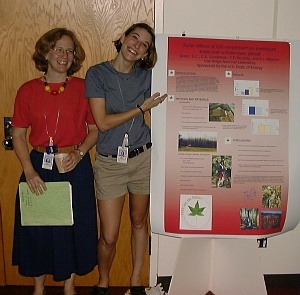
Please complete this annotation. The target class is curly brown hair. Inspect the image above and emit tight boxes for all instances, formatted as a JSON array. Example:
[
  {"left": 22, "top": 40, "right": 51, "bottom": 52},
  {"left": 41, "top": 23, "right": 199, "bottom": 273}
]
[
  {"left": 113, "top": 23, "right": 157, "bottom": 70},
  {"left": 32, "top": 28, "right": 85, "bottom": 76}
]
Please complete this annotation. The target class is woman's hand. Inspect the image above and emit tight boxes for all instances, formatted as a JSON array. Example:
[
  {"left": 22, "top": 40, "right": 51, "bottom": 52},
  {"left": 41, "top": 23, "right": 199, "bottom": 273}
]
[
  {"left": 25, "top": 169, "right": 47, "bottom": 195},
  {"left": 141, "top": 92, "right": 167, "bottom": 112},
  {"left": 61, "top": 150, "right": 82, "bottom": 172},
  {"left": 12, "top": 126, "right": 47, "bottom": 195}
]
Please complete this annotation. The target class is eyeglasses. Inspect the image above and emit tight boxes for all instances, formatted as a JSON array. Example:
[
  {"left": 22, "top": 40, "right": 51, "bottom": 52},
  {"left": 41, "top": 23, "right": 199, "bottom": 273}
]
[{"left": 52, "top": 47, "right": 75, "bottom": 57}]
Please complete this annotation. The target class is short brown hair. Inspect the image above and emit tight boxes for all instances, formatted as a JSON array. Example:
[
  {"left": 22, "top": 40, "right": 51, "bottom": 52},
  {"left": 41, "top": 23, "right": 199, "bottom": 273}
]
[
  {"left": 113, "top": 23, "right": 157, "bottom": 70},
  {"left": 32, "top": 28, "right": 85, "bottom": 76}
]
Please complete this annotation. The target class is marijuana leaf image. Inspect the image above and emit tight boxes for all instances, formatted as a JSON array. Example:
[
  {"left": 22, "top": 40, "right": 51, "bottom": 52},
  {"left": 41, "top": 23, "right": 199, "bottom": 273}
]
[{"left": 188, "top": 201, "right": 205, "bottom": 216}]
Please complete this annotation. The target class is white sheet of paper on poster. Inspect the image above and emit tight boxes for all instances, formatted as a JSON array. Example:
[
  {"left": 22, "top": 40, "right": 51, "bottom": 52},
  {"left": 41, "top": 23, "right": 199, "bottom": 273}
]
[{"left": 150, "top": 35, "right": 300, "bottom": 238}]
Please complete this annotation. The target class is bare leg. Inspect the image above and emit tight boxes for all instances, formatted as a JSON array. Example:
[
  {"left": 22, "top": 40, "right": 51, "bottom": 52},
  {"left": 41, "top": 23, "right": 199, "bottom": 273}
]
[
  {"left": 96, "top": 196, "right": 125, "bottom": 287},
  {"left": 129, "top": 193, "right": 150, "bottom": 286},
  {"left": 64, "top": 273, "right": 76, "bottom": 295},
  {"left": 33, "top": 274, "right": 46, "bottom": 295}
]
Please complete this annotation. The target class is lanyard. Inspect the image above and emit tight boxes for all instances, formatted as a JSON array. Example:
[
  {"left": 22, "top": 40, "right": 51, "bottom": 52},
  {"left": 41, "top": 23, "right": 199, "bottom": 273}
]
[
  {"left": 115, "top": 75, "right": 135, "bottom": 144},
  {"left": 44, "top": 109, "right": 60, "bottom": 146},
  {"left": 121, "top": 118, "right": 134, "bottom": 148}
]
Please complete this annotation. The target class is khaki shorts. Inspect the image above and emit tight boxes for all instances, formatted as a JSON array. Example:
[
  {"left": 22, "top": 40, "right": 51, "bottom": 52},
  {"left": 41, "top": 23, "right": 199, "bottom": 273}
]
[{"left": 94, "top": 148, "right": 151, "bottom": 200}]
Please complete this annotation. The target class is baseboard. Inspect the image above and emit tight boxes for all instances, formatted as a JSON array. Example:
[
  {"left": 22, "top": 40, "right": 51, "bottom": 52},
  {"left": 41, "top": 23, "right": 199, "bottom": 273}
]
[
  {"left": 264, "top": 274, "right": 300, "bottom": 288},
  {"left": 157, "top": 274, "right": 300, "bottom": 292}
]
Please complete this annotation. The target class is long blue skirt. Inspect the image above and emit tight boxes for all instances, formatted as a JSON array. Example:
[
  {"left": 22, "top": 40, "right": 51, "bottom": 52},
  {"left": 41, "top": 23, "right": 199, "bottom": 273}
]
[{"left": 12, "top": 150, "right": 98, "bottom": 281}]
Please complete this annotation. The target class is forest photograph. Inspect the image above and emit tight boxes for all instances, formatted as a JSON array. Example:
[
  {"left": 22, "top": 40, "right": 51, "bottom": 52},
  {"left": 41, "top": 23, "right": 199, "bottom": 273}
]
[{"left": 178, "top": 131, "right": 217, "bottom": 152}]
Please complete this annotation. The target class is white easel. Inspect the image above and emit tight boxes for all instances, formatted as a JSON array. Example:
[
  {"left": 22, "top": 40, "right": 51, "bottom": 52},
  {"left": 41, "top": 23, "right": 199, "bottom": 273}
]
[{"left": 167, "top": 238, "right": 267, "bottom": 295}]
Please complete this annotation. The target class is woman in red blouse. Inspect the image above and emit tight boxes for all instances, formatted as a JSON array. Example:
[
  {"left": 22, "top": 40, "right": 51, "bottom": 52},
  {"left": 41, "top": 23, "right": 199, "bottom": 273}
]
[{"left": 12, "top": 28, "right": 98, "bottom": 295}]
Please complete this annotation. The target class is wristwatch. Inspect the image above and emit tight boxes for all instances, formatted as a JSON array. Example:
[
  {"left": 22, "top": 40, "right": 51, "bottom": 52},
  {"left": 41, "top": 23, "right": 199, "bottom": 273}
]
[{"left": 76, "top": 149, "right": 84, "bottom": 160}]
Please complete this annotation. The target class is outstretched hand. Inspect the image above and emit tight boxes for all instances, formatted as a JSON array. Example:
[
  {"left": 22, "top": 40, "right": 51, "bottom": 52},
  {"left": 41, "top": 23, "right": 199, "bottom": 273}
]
[{"left": 141, "top": 92, "right": 167, "bottom": 112}]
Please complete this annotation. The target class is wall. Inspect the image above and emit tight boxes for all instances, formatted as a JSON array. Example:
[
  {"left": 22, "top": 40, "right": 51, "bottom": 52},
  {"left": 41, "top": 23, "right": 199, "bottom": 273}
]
[{"left": 151, "top": 0, "right": 300, "bottom": 284}]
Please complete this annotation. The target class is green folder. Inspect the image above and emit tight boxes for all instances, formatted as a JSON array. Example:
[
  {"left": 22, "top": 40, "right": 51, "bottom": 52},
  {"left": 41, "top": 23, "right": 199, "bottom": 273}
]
[{"left": 19, "top": 181, "right": 73, "bottom": 226}]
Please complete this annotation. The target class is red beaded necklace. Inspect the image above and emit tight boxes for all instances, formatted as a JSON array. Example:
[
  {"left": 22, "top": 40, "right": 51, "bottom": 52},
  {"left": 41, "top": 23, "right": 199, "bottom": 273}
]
[{"left": 43, "top": 76, "right": 69, "bottom": 95}]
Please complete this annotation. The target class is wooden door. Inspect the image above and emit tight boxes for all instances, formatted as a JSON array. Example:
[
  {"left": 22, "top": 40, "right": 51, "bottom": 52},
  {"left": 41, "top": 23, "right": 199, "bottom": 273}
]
[
  {"left": 0, "top": 208, "right": 5, "bottom": 285},
  {"left": 0, "top": 0, "right": 154, "bottom": 287}
]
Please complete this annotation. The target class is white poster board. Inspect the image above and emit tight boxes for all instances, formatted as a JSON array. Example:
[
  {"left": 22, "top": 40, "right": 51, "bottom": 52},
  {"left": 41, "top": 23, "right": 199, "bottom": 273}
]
[{"left": 151, "top": 35, "right": 300, "bottom": 239}]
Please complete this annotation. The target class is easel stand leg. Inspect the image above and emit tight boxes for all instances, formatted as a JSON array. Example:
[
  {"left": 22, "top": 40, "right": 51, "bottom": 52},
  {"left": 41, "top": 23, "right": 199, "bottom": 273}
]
[{"left": 167, "top": 238, "right": 267, "bottom": 295}]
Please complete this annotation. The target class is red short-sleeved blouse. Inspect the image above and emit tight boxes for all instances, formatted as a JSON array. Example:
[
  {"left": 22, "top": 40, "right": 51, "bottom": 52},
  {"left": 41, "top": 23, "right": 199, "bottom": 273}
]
[{"left": 12, "top": 77, "right": 95, "bottom": 148}]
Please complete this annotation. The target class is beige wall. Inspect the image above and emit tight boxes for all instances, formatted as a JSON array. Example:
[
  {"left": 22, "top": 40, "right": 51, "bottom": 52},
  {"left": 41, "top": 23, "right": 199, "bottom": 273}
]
[
  {"left": 151, "top": 0, "right": 300, "bottom": 283},
  {"left": 162, "top": 0, "right": 300, "bottom": 41}
]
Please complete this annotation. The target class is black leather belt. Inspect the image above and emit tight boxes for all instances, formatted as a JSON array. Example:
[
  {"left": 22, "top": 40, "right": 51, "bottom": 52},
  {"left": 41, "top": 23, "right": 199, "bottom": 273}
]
[{"left": 100, "top": 142, "right": 152, "bottom": 159}]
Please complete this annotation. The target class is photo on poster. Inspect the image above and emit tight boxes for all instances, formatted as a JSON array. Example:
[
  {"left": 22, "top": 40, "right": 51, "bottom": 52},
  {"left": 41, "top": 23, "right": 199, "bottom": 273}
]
[
  {"left": 211, "top": 155, "right": 232, "bottom": 188},
  {"left": 180, "top": 194, "right": 212, "bottom": 230},
  {"left": 261, "top": 210, "right": 282, "bottom": 229},
  {"left": 262, "top": 185, "right": 281, "bottom": 208},
  {"left": 240, "top": 208, "right": 259, "bottom": 230},
  {"left": 209, "top": 103, "right": 235, "bottom": 122},
  {"left": 178, "top": 131, "right": 217, "bottom": 152}
]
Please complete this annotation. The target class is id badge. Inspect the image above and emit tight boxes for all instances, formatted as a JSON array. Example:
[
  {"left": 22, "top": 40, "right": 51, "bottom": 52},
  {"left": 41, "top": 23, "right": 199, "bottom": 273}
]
[
  {"left": 117, "top": 146, "right": 128, "bottom": 164},
  {"left": 42, "top": 152, "right": 54, "bottom": 170}
]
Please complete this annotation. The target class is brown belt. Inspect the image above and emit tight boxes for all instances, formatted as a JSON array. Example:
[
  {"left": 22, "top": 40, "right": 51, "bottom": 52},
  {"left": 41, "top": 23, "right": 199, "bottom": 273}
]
[{"left": 33, "top": 145, "right": 80, "bottom": 154}]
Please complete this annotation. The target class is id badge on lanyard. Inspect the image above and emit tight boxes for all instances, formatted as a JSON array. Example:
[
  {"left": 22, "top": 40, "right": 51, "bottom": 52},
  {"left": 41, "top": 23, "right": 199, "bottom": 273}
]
[{"left": 42, "top": 137, "right": 56, "bottom": 170}]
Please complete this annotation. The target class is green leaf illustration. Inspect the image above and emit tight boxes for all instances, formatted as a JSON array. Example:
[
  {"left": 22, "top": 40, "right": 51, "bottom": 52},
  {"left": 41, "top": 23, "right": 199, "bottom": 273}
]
[{"left": 188, "top": 201, "right": 205, "bottom": 216}]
